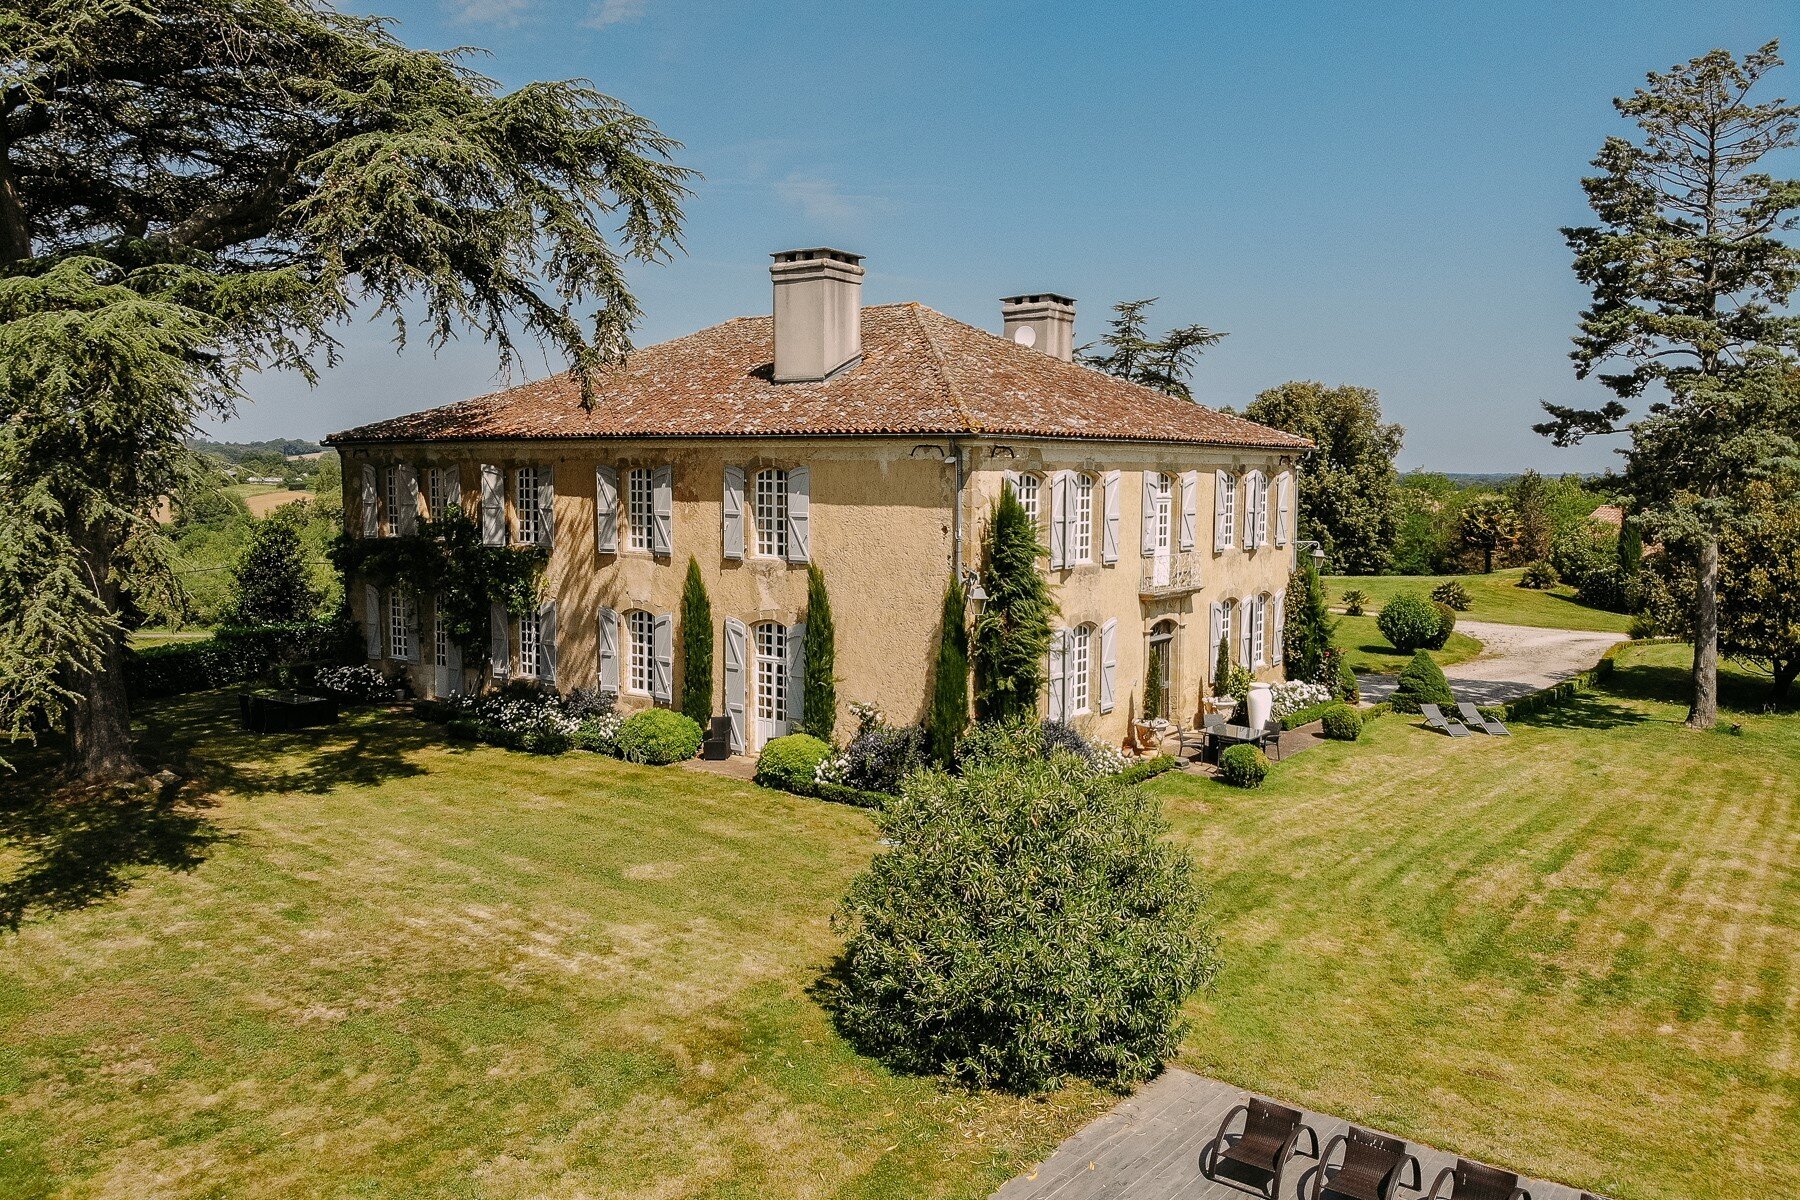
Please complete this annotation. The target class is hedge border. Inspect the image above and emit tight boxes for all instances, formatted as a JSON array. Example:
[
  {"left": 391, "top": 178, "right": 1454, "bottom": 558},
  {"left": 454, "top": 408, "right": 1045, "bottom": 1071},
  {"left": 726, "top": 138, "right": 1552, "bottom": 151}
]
[
  {"left": 1117, "top": 754, "right": 1179, "bottom": 785},
  {"left": 1499, "top": 639, "right": 1670, "bottom": 720}
]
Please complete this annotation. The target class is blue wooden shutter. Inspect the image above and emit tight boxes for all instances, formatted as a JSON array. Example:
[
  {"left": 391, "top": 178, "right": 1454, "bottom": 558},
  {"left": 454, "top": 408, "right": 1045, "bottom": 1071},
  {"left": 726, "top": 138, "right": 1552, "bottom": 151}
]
[{"left": 786, "top": 467, "right": 811, "bottom": 563}]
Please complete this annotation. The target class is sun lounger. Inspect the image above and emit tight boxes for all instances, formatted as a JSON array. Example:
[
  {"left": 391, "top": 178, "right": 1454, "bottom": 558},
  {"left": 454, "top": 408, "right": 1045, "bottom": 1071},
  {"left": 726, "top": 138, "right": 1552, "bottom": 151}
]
[
  {"left": 1420, "top": 703, "right": 1471, "bottom": 737},
  {"left": 1456, "top": 702, "right": 1510, "bottom": 736}
]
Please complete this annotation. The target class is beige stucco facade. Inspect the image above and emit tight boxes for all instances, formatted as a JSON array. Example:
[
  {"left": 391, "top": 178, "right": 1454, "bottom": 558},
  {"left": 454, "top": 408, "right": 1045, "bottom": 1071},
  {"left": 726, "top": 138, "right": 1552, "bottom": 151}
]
[{"left": 342, "top": 433, "right": 1300, "bottom": 754}]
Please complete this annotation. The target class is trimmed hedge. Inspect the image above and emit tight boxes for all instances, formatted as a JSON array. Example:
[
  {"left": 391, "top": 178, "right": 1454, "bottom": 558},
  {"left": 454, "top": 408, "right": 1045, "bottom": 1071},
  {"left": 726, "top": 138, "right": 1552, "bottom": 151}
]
[
  {"left": 1117, "top": 754, "right": 1179, "bottom": 785},
  {"left": 615, "top": 709, "right": 703, "bottom": 765},
  {"left": 1217, "top": 744, "right": 1270, "bottom": 788},
  {"left": 125, "top": 620, "right": 358, "bottom": 699},
  {"left": 1319, "top": 704, "right": 1361, "bottom": 741},
  {"left": 1391, "top": 650, "right": 1454, "bottom": 714},
  {"left": 1281, "top": 700, "right": 1338, "bottom": 730},
  {"left": 1376, "top": 593, "right": 1442, "bottom": 653},
  {"left": 790, "top": 778, "right": 892, "bottom": 810},
  {"left": 1499, "top": 640, "right": 1658, "bottom": 719},
  {"left": 755, "top": 734, "right": 832, "bottom": 792}
]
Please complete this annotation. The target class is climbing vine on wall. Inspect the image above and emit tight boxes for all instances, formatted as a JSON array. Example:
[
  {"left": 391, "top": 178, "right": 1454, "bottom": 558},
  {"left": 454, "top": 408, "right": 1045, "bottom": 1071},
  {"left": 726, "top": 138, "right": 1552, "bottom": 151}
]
[{"left": 332, "top": 510, "right": 547, "bottom": 658}]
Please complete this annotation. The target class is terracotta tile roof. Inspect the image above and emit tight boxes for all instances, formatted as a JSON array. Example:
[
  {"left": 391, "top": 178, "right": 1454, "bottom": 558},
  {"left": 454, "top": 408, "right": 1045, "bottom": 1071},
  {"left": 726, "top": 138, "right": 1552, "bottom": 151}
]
[
  {"left": 327, "top": 303, "right": 1310, "bottom": 451},
  {"left": 1589, "top": 504, "right": 1625, "bottom": 528}
]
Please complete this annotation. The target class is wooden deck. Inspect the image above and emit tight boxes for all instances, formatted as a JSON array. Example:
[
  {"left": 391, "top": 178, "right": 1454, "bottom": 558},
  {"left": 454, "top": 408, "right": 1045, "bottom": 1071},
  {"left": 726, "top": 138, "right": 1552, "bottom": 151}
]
[{"left": 993, "top": 1069, "right": 1589, "bottom": 1200}]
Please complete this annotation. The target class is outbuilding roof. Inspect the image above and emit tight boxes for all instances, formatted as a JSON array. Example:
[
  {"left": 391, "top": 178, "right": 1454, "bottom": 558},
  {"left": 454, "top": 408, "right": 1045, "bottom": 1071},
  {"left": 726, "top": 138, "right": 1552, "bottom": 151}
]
[{"left": 327, "top": 302, "right": 1310, "bottom": 451}]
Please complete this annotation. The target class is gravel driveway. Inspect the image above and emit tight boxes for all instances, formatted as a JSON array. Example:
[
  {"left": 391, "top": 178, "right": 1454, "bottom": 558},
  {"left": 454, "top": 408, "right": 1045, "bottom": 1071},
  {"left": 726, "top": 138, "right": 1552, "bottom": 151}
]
[{"left": 1357, "top": 619, "right": 1628, "bottom": 706}]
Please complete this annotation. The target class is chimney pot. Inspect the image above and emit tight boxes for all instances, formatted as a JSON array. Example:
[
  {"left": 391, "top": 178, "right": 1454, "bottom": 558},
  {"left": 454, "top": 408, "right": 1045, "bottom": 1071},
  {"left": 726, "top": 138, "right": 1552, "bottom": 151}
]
[
  {"left": 1000, "top": 293, "right": 1076, "bottom": 361},
  {"left": 771, "top": 247, "right": 865, "bottom": 382}
]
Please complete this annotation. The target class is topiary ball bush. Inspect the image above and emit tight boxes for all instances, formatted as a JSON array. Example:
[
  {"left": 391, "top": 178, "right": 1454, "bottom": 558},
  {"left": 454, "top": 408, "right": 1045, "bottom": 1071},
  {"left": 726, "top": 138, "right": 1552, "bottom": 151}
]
[
  {"left": 1377, "top": 592, "right": 1442, "bottom": 653},
  {"left": 1390, "top": 649, "right": 1454, "bottom": 714},
  {"left": 615, "top": 709, "right": 703, "bottom": 765},
  {"left": 1424, "top": 601, "right": 1457, "bottom": 651},
  {"left": 519, "top": 728, "right": 570, "bottom": 755},
  {"left": 1520, "top": 560, "right": 1557, "bottom": 589},
  {"left": 755, "top": 733, "right": 832, "bottom": 792},
  {"left": 1217, "top": 744, "right": 1270, "bottom": 788},
  {"left": 1430, "top": 580, "right": 1472, "bottom": 611},
  {"left": 833, "top": 755, "right": 1220, "bottom": 1095},
  {"left": 1319, "top": 703, "right": 1361, "bottom": 741}
]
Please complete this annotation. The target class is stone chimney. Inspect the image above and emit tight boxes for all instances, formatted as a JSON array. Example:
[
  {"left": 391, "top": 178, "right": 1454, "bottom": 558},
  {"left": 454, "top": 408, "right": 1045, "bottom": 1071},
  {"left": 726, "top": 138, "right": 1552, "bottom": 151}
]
[
  {"left": 771, "top": 248, "right": 865, "bottom": 382},
  {"left": 1000, "top": 293, "right": 1076, "bottom": 361}
]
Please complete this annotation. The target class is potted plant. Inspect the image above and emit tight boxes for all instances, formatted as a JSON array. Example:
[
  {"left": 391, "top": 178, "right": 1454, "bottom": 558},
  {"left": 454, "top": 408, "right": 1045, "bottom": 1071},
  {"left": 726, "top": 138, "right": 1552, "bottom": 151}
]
[{"left": 1205, "top": 635, "right": 1238, "bottom": 719}]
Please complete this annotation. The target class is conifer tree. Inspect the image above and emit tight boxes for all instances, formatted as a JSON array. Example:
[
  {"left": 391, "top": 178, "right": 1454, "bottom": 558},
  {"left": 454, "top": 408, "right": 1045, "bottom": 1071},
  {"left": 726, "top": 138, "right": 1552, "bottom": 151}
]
[
  {"left": 973, "top": 483, "right": 1056, "bottom": 722},
  {"left": 224, "top": 508, "right": 319, "bottom": 626},
  {"left": 802, "top": 564, "right": 836, "bottom": 741},
  {"left": 927, "top": 577, "right": 970, "bottom": 766},
  {"left": 1076, "top": 299, "right": 1226, "bottom": 402},
  {"left": 1282, "top": 559, "right": 1337, "bottom": 685},
  {"left": 679, "top": 558, "right": 712, "bottom": 727}
]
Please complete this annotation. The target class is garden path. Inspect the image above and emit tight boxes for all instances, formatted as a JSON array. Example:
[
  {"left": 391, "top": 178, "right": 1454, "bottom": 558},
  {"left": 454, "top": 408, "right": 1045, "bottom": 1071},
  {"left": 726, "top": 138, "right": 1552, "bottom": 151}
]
[{"left": 1357, "top": 620, "right": 1626, "bottom": 706}]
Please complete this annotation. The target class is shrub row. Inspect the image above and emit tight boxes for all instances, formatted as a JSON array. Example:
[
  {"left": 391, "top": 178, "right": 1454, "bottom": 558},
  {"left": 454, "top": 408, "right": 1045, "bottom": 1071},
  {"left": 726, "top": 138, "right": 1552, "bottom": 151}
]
[
  {"left": 125, "top": 620, "right": 360, "bottom": 699},
  {"left": 1116, "top": 754, "right": 1179, "bottom": 785},
  {"left": 1498, "top": 641, "right": 1648, "bottom": 720}
]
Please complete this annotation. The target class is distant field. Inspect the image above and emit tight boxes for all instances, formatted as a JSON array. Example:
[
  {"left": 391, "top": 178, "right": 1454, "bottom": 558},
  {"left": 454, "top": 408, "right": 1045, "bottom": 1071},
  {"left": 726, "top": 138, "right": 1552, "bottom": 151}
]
[
  {"left": 226, "top": 482, "right": 311, "bottom": 518},
  {"left": 128, "top": 630, "right": 211, "bottom": 650},
  {"left": 1325, "top": 568, "right": 1633, "bottom": 633}
]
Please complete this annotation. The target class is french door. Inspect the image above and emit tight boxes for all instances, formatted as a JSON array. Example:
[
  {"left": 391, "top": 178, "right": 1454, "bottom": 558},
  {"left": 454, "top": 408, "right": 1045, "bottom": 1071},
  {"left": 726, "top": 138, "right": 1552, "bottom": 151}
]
[{"left": 753, "top": 622, "right": 789, "bottom": 747}]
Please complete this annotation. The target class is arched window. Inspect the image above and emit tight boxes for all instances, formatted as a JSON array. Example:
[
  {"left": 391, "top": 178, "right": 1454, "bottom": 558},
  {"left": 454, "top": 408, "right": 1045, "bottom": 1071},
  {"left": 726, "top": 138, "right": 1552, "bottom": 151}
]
[
  {"left": 753, "top": 468, "right": 789, "bottom": 558},
  {"left": 1071, "top": 473, "right": 1095, "bottom": 563},
  {"left": 626, "top": 609, "right": 656, "bottom": 694},
  {"left": 1068, "top": 623, "right": 1094, "bottom": 715},
  {"left": 1017, "top": 472, "right": 1041, "bottom": 529}
]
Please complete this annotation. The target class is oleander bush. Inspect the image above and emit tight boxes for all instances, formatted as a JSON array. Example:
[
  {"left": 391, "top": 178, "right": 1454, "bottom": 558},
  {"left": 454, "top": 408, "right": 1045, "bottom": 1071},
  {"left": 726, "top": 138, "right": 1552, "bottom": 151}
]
[
  {"left": 833, "top": 754, "right": 1220, "bottom": 1094},
  {"left": 1217, "top": 744, "right": 1269, "bottom": 788},
  {"left": 1319, "top": 703, "right": 1362, "bottom": 741},
  {"left": 755, "top": 733, "right": 833, "bottom": 792},
  {"left": 1391, "top": 650, "right": 1454, "bottom": 714},
  {"left": 956, "top": 718, "right": 1125, "bottom": 779},
  {"left": 1376, "top": 593, "right": 1442, "bottom": 653},
  {"left": 837, "top": 722, "right": 930, "bottom": 794},
  {"left": 615, "top": 709, "right": 703, "bottom": 765},
  {"left": 1430, "top": 580, "right": 1472, "bottom": 611}
]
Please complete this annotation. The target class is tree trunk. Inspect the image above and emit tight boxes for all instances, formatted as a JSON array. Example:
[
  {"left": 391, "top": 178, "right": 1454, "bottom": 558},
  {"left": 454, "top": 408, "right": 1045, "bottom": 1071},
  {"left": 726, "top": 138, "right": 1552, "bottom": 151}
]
[
  {"left": 1774, "top": 658, "right": 1797, "bottom": 706},
  {"left": 1483, "top": 545, "right": 1493, "bottom": 574},
  {"left": 1686, "top": 536, "right": 1720, "bottom": 730},
  {"left": 67, "top": 526, "right": 141, "bottom": 781}
]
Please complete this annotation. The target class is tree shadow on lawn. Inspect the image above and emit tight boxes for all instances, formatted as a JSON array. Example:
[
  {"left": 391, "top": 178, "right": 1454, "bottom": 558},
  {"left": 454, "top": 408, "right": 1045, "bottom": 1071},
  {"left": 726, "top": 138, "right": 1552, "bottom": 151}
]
[{"left": 0, "top": 775, "right": 225, "bottom": 931}]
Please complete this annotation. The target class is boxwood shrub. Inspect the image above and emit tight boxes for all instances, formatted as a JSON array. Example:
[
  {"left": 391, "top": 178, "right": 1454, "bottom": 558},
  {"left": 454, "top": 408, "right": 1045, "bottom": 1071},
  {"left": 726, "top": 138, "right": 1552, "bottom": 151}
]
[
  {"left": 1391, "top": 649, "right": 1454, "bottom": 714},
  {"left": 615, "top": 709, "right": 702, "bottom": 765},
  {"left": 1217, "top": 744, "right": 1269, "bottom": 788},
  {"left": 1319, "top": 703, "right": 1362, "bottom": 741},
  {"left": 1375, "top": 593, "right": 1441, "bottom": 653},
  {"left": 1116, "top": 754, "right": 1179, "bottom": 785},
  {"left": 755, "top": 733, "right": 832, "bottom": 792}
]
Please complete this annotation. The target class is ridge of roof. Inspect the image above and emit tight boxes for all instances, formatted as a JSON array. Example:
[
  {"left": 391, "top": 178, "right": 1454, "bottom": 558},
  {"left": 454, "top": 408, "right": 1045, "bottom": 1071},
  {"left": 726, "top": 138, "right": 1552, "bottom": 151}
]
[{"left": 905, "top": 302, "right": 982, "bottom": 436}]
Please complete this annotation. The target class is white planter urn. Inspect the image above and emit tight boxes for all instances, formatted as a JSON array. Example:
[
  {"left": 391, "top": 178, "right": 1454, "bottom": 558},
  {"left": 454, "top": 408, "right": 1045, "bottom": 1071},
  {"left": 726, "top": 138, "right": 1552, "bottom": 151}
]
[{"left": 1245, "top": 682, "right": 1273, "bottom": 732}]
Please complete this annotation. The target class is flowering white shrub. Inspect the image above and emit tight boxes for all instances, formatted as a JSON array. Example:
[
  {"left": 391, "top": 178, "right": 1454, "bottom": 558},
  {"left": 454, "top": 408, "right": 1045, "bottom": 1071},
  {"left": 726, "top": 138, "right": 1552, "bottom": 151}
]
[
  {"left": 315, "top": 665, "right": 404, "bottom": 701},
  {"left": 447, "top": 689, "right": 579, "bottom": 736},
  {"left": 848, "top": 700, "right": 884, "bottom": 736},
  {"left": 1269, "top": 681, "right": 1332, "bottom": 720},
  {"left": 1087, "top": 741, "right": 1128, "bottom": 777},
  {"left": 815, "top": 752, "right": 849, "bottom": 785},
  {"left": 573, "top": 709, "right": 626, "bottom": 753}
]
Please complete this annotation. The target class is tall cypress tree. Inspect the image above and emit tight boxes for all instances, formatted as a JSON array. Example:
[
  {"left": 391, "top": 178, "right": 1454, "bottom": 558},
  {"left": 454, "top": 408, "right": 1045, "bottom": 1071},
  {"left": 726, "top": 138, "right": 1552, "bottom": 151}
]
[
  {"left": 927, "top": 577, "right": 970, "bottom": 766},
  {"left": 972, "top": 482, "right": 1055, "bottom": 722},
  {"left": 802, "top": 564, "right": 836, "bottom": 741},
  {"left": 679, "top": 558, "right": 713, "bottom": 727},
  {"left": 1282, "top": 557, "right": 1337, "bottom": 685}
]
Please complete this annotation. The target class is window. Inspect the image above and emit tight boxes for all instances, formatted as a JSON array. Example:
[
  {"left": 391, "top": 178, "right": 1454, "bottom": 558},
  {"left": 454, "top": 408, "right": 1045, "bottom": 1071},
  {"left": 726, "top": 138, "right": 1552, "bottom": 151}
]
[
  {"left": 388, "top": 590, "right": 413, "bottom": 660},
  {"left": 1220, "top": 473, "right": 1237, "bottom": 548},
  {"left": 627, "top": 609, "right": 656, "bottom": 695},
  {"left": 627, "top": 467, "right": 654, "bottom": 552},
  {"left": 515, "top": 466, "right": 541, "bottom": 545},
  {"left": 433, "top": 602, "right": 448, "bottom": 668},
  {"left": 1152, "top": 472, "right": 1173, "bottom": 552},
  {"left": 754, "top": 622, "right": 786, "bottom": 722},
  {"left": 426, "top": 467, "right": 451, "bottom": 519},
  {"left": 1017, "top": 473, "right": 1041, "bottom": 528},
  {"left": 1071, "top": 473, "right": 1095, "bottom": 563},
  {"left": 754, "top": 469, "right": 788, "bottom": 558},
  {"left": 1245, "top": 471, "right": 1267, "bottom": 548},
  {"left": 518, "top": 608, "right": 542, "bottom": 679},
  {"left": 383, "top": 465, "right": 401, "bottom": 537},
  {"left": 1239, "top": 596, "right": 1256, "bottom": 668},
  {"left": 1068, "top": 623, "right": 1094, "bottom": 715},
  {"left": 1252, "top": 595, "right": 1268, "bottom": 668}
]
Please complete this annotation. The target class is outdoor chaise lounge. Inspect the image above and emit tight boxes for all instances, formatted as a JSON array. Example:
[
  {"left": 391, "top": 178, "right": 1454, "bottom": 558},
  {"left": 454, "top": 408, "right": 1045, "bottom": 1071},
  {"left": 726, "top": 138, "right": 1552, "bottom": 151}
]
[
  {"left": 1456, "top": 702, "right": 1511, "bottom": 736},
  {"left": 1200, "top": 1096, "right": 1319, "bottom": 1198},
  {"left": 1420, "top": 703, "right": 1471, "bottom": 737},
  {"left": 1309, "top": 1125, "right": 1422, "bottom": 1200},
  {"left": 1425, "top": 1158, "right": 1532, "bottom": 1200}
]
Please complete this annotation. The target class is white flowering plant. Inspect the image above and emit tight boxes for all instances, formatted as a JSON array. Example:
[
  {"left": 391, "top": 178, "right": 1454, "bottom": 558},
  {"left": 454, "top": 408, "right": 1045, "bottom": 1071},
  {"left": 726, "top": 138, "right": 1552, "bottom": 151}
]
[
  {"left": 1269, "top": 680, "right": 1332, "bottom": 720},
  {"left": 315, "top": 664, "right": 405, "bottom": 702}
]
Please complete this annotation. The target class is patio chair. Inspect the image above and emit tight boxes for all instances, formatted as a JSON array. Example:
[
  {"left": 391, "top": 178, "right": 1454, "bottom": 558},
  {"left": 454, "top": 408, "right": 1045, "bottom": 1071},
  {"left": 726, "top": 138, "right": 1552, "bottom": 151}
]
[
  {"left": 1456, "top": 702, "right": 1511, "bottom": 736},
  {"left": 1200, "top": 1096, "right": 1319, "bottom": 1199},
  {"left": 1419, "top": 703, "right": 1471, "bottom": 738},
  {"left": 1258, "top": 718, "right": 1284, "bottom": 762},
  {"left": 1424, "top": 1158, "right": 1532, "bottom": 1200},
  {"left": 1309, "top": 1125, "right": 1421, "bottom": 1200}
]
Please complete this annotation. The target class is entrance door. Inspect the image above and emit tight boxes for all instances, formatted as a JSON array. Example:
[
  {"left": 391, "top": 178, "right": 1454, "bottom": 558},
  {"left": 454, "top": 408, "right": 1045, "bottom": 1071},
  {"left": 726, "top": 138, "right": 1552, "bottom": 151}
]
[
  {"left": 753, "top": 622, "right": 789, "bottom": 747},
  {"left": 1146, "top": 625, "right": 1175, "bottom": 720},
  {"left": 432, "top": 602, "right": 461, "bottom": 697},
  {"left": 1152, "top": 474, "right": 1172, "bottom": 587}
]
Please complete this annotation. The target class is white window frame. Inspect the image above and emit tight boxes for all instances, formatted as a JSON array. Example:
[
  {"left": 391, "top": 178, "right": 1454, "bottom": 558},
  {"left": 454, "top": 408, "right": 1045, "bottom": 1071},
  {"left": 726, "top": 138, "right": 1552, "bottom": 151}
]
[
  {"left": 388, "top": 589, "right": 413, "bottom": 661},
  {"left": 754, "top": 621, "right": 788, "bottom": 737},
  {"left": 627, "top": 467, "right": 654, "bottom": 553},
  {"left": 627, "top": 609, "right": 656, "bottom": 695},
  {"left": 1252, "top": 594, "right": 1268, "bottom": 669},
  {"left": 515, "top": 466, "right": 541, "bottom": 546},
  {"left": 433, "top": 603, "right": 448, "bottom": 668},
  {"left": 1018, "top": 472, "right": 1041, "bottom": 530},
  {"left": 383, "top": 465, "right": 401, "bottom": 538},
  {"left": 426, "top": 467, "right": 451, "bottom": 519},
  {"left": 754, "top": 468, "right": 789, "bottom": 559},
  {"left": 1152, "top": 472, "right": 1173, "bottom": 552},
  {"left": 518, "top": 607, "right": 542, "bottom": 679},
  {"left": 1071, "top": 472, "right": 1095, "bottom": 564},
  {"left": 1068, "top": 623, "right": 1094, "bottom": 716},
  {"left": 1220, "top": 473, "right": 1237, "bottom": 549}
]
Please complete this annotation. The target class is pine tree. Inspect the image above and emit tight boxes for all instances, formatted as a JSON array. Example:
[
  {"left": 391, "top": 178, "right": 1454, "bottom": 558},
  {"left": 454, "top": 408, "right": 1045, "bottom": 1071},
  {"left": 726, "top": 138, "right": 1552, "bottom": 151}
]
[
  {"left": 927, "top": 577, "right": 970, "bottom": 766},
  {"left": 1282, "top": 559, "right": 1337, "bottom": 685},
  {"left": 1538, "top": 41, "right": 1800, "bottom": 728},
  {"left": 679, "top": 558, "right": 713, "bottom": 727},
  {"left": 1076, "top": 299, "right": 1226, "bottom": 401},
  {"left": 802, "top": 564, "right": 836, "bottom": 741},
  {"left": 224, "top": 509, "right": 319, "bottom": 626},
  {"left": 973, "top": 483, "right": 1056, "bottom": 722}
]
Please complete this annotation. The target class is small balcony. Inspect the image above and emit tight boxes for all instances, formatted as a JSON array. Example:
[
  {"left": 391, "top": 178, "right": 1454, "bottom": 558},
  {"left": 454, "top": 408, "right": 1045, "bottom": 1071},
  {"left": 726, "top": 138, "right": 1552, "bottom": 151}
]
[{"left": 1139, "top": 563, "right": 1203, "bottom": 598}]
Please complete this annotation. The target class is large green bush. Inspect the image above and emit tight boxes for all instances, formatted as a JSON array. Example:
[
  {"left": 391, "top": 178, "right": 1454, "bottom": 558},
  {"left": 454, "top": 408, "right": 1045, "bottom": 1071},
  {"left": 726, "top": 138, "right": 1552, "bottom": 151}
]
[
  {"left": 1390, "top": 649, "right": 1454, "bottom": 714},
  {"left": 614, "top": 709, "right": 702, "bottom": 765},
  {"left": 755, "top": 733, "right": 832, "bottom": 792},
  {"left": 833, "top": 756, "right": 1219, "bottom": 1094},
  {"left": 1217, "top": 744, "right": 1269, "bottom": 788},
  {"left": 125, "top": 619, "right": 358, "bottom": 699},
  {"left": 1376, "top": 592, "right": 1441, "bottom": 653},
  {"left": 1424, "top": 601, "right": 1457, "bottom": 650},
  {"left": 1319, "top": 703, "right": 1362, "bottom": 741}
]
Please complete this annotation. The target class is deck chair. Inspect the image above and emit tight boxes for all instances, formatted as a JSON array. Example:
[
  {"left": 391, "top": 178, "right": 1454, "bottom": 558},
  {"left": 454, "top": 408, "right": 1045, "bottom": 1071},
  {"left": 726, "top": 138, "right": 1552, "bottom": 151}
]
[
  {"left": 1420, "top": 704, "right": 1471, "bottom": 737},
  {"left": 1425, "top": 1158, "right": 1532, "bottom": 1200},
  {"left": 1456, "top": 702, "right": 1510, "bottom": 736},
  {"left": 1310, "top": 1125, "right": 1421, "bottom": 1200},
  {"left": 1200, "top": 1097, "right": 1319, "bottom": 1199}
]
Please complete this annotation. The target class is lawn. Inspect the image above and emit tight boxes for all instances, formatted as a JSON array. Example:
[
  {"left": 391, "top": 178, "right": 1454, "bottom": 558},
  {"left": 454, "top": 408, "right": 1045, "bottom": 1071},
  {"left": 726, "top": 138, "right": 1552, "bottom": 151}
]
[
  {"left": 1149, "top": 642, "right": 1799, "bottom": 1200},
  {"left": 4, "top": 644, "right": 1794, "bottom": 1200},
  {"left": 1326, "top": 567, "right": 1634, "bottom": 633},
  {"left": 1333, "top": 612, "right": 1484, "bottom": 675}
]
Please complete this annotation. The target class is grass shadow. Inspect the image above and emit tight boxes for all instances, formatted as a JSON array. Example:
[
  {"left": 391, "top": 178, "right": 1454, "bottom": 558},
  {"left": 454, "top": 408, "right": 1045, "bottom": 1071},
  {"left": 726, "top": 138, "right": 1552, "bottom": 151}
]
[
  {"left": 0, "top": 777, "right": 226, "bottom": 931},
  {"left": 1512, "top": 693, "right": 1656, "bottom": 733}
]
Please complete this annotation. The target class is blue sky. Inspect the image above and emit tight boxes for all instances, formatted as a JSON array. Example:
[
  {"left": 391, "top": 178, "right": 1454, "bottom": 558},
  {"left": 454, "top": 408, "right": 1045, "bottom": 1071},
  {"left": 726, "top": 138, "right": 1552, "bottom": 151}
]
[{"left": 218, "top": 1, "right": 1798, "bottom": 472}]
